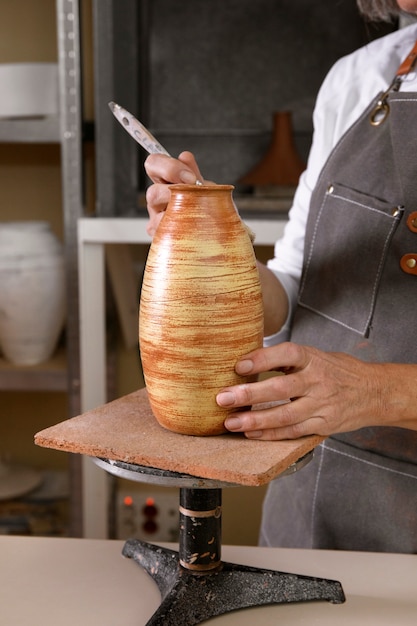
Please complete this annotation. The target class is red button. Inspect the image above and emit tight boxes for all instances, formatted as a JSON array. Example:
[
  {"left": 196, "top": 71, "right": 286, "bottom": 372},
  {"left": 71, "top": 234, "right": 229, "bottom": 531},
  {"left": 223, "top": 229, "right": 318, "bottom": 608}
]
[
  {"left": 400, "top": 254, "right": 417, "bottom": 275},
  {"left": 406, "top": 212, "right": 417, "bottom": 233}
]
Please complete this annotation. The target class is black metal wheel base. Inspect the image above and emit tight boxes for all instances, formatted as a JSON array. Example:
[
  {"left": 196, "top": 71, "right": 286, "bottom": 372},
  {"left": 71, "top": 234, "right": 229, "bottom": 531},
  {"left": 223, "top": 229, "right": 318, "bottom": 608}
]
[
  {"left": 122, "top": 538, "right": 345, "bottom": 626},
  {"left": 96, "top": 461, "right": 345, "bottom": 625}
]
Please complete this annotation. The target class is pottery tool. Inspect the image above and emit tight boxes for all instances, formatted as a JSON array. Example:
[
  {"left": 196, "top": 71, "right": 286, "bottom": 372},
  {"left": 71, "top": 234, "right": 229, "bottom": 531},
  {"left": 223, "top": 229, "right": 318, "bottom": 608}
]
[
  {"left": 109, "top": 101, "right": 170, "bottom": 156},
  {"left": 109, "top": 101, "right": 203, "bottom": 184}
]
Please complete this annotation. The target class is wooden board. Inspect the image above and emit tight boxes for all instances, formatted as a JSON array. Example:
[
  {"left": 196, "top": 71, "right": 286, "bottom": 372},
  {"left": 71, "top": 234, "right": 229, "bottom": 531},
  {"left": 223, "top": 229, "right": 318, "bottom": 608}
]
[{"left": 35, "top": 387, "right": 324, "bottom": 486}]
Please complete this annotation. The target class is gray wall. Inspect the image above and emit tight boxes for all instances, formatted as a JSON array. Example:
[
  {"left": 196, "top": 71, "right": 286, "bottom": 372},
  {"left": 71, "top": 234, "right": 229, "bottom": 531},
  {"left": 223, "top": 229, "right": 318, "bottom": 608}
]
[{"left": 143, "top": 0, "right": 394, "bottom": 186}]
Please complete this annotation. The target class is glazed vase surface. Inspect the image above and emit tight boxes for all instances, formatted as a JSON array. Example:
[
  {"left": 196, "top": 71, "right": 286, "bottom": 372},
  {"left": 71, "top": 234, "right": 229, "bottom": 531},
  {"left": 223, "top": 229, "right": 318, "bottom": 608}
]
[
  {"left": 139, "top": 184, "right": 264, "bottom": 436},
  {"left": 0, "top": 221, "right": 66, "bottom": 365}
]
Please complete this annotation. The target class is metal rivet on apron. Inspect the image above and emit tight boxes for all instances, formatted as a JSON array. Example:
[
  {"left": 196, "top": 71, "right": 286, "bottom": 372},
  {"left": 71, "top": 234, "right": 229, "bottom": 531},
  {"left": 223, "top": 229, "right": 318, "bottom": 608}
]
[
  {"left": 400, "top": 254, "right": 417, "bottom": 274},
  {"left": 326, "top": 184, "right": 334, "bottom": 194},
  {"left": 407, "top": 211, "right": 417, "bottom": 232}
]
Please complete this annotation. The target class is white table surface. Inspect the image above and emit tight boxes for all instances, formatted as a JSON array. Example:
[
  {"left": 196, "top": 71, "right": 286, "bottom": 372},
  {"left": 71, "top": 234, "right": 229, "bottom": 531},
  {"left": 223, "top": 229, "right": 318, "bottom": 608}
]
[{"left": 1, "top": 535, "right": 416, "bottom": 625}]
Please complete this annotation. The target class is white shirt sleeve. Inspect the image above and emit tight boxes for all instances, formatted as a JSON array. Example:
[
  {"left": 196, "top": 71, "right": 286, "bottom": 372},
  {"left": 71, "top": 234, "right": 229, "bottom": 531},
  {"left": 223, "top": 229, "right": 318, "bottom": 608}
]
[{"left": 263, "top": 71, "right": 336, "bottom": 346}]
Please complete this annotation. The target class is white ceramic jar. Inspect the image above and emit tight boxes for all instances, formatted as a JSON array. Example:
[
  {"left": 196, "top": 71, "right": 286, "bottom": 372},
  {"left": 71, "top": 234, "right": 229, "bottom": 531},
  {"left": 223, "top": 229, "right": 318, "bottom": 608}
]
[{"left": 0, "top": 221, "right": 66, "bottom": 365}]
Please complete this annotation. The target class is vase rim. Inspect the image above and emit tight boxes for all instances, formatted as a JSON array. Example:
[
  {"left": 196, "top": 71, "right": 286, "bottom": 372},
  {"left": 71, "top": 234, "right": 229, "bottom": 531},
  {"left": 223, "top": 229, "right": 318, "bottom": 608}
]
[{"left": 169, "top": 184, "right": 234, "bottom": 191}]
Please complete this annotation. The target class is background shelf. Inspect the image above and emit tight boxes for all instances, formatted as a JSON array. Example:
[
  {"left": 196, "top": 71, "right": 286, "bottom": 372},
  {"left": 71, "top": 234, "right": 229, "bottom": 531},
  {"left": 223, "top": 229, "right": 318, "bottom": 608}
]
[
  {"left": 0, "top": 347, "right": 68, "bottom": 392},
  {"left": 0, "top": 116, "right": 60, "bottom": 143}
]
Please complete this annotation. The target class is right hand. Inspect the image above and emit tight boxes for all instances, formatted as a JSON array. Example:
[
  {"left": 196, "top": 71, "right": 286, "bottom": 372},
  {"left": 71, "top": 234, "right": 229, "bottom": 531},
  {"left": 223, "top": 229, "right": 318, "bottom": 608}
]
[{"left": 144, "top": 150, "right": 205, "bottom": 236}]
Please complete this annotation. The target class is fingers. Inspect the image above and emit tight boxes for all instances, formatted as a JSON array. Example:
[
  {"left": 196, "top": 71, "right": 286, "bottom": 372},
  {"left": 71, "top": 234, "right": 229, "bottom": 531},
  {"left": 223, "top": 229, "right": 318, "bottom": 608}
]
[
  {"left": 145, "top": 184, "right": 168, "bottom": 234},
  {"left": 146, "top": 211, "right": 164, "bottom": 238},
  {"left": 217, "top": 372, "right": 316, "bottom": 441},
  {"left": 144, "top": 152, "right": 203, "bottom": 185},
  {"left": 216, "top": 372, "right": 302, "bottom": 409},
  {"left": 178, "top": 151, "right": 205, "bottom": 184},
  {"left": 218, "top": 343, "right": 377, "bottom": 441},
  {"left": 216, "top": 343, "right": 314, "bottom": 412},
  {"left": 144, "top": 151, "right": 206, "bottom": 236},
  {"left": 216, "top": 343, "right": 313, "bottom": 441},
  {"left": 234, "top": 342, "right": 313, "bottom": 377},
  {"left": 223, "top": 399, "right": 326, "bottom": 441}
]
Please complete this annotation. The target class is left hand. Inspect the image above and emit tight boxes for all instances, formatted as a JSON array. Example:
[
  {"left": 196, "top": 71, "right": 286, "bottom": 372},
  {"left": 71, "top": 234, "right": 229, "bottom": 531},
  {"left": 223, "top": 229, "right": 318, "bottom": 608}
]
[{"left": 216, "top": 342, "right": 384, "bottom": 440}]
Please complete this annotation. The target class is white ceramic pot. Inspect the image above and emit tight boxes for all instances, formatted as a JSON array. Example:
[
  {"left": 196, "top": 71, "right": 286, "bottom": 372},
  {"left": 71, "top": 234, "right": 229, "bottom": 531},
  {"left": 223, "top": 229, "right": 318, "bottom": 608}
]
[
  {"left": 0, "top": 221, "right": 66, "bottom": 365},
  {"left": 0, "top": 63, "right": 58, "bottom": 119}
]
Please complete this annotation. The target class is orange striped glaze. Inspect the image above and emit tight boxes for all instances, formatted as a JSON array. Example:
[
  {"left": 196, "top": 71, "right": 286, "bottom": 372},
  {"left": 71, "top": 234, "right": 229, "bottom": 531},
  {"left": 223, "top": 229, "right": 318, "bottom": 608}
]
[{"left": 139, "top": 184, "right": 264, "bottom": 435}]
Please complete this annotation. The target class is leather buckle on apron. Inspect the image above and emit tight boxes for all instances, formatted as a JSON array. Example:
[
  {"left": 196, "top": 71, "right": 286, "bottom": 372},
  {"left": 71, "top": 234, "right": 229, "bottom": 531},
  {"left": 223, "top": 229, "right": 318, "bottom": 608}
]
[
  {"left": 370, "top": 76, "right": 401, "bottom": 126},
  {"left": 370, "top": 39, "right": 417, "bottom": 127}
]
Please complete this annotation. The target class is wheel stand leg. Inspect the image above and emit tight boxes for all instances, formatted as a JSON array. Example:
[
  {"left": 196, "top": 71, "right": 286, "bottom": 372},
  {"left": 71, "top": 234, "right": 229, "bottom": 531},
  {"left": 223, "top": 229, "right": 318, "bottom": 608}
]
[{"left": 122, "top": 487, "right": 345, "bottom": 626}]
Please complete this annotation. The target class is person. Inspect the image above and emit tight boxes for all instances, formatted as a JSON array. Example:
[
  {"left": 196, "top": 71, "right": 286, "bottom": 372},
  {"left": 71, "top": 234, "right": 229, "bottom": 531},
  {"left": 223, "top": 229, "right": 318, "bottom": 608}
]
[{"left": 144, "top": 0, "right": 417, "bottom": 553}]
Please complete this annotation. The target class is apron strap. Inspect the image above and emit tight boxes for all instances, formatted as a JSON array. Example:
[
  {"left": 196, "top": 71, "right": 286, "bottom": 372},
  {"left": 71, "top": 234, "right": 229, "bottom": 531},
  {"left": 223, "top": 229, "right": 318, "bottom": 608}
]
[
  {"left": 385, "top": 42, "right": 417, "bottom": 207},
  {"left": 370, "top": 38, "right": 417, "bottom": 126},
  {"left": 397, "top": 39, "right": 417, "bottom": 76}
]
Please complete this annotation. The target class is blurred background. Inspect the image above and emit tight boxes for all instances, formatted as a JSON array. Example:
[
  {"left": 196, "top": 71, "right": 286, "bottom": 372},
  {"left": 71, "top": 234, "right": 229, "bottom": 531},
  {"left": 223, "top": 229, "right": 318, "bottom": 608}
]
[{"left": 0, "top": 0, "right": 396, "bottom": 543}]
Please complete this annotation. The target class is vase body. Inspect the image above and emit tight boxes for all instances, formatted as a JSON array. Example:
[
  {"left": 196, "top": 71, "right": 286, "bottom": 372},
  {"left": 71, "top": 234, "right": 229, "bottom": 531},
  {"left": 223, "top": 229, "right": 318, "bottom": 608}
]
[
  {"left": 139, "top": 184, "right": 264, "bottom": 436},
  {"left": 0, "top": 221, "right": 66, "bottom": 365}
]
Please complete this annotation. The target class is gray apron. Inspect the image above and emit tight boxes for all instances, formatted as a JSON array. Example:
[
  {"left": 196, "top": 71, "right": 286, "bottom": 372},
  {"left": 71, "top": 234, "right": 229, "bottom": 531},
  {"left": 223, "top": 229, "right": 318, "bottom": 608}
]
[{"left": 260, "top": 86, "right": 417, "bottom": 552}]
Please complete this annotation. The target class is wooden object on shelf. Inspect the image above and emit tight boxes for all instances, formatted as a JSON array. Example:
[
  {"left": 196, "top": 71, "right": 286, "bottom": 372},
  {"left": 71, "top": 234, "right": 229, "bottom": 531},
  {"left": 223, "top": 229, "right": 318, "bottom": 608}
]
[
  {"left": 239, "top": 111, "right": 305, "bottom": 190},
  {"left": 34, "top": 387, "right": 324, "bottom": 487}
]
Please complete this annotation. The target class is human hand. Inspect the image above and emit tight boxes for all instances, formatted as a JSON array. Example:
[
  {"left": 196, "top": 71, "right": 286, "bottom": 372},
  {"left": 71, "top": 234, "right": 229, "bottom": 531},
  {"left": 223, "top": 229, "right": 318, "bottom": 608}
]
[
  {"left": 144, "top": 150, "right": 205, "bottom": 236},
  {"left": 216, "top": 342, "right": 384, "bottom": 440}
]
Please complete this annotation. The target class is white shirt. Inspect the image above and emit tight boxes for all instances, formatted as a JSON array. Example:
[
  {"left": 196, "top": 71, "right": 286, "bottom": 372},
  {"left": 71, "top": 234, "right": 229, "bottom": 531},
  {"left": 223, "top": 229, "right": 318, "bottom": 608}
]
[{"left": 265, "top": 22, "right": 417, "bottom": 346}]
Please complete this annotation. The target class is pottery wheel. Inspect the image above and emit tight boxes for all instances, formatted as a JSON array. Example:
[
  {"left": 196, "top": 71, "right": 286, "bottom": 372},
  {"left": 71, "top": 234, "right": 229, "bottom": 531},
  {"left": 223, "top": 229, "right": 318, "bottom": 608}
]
[
  {"left": 34, "top": 387, "right": 344, "bottom": 626},
  {"left": 34, "top": 387, "right": 324, "bottom": 486},
  {"left": 93, "top": 451, "right": 313, "bottom": 489}
]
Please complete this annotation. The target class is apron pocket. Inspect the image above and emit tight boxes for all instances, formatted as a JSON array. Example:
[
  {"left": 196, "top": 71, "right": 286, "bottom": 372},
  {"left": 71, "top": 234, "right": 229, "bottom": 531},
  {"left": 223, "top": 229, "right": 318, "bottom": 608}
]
[{"left": 298, "top": 182, "right": 403, "bottom": 335}]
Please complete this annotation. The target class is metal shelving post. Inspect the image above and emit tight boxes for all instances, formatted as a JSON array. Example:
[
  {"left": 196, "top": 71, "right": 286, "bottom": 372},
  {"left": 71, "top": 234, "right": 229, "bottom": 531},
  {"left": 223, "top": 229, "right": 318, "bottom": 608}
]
[{"left": 56, "top": 0, "right": 84, "bottom": 537}]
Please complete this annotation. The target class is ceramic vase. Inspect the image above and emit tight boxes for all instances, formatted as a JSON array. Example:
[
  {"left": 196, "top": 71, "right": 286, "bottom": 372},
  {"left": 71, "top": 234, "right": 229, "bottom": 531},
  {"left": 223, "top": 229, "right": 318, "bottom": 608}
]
[
  {"left": 239, "top": 111, "right": 305, "bottom": 189},
  {"left": 0, "top": 221, "right": 66, "bottom": 365},
  {"left": 139, "top": 184, "right": 264, "bottom": 436}
]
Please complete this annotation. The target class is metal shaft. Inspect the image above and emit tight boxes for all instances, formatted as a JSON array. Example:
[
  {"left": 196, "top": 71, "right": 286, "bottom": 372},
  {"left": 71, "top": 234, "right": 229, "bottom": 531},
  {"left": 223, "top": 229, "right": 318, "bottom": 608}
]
[{"left": 179, "top": 488, "right": 222, "bottom": 572}]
